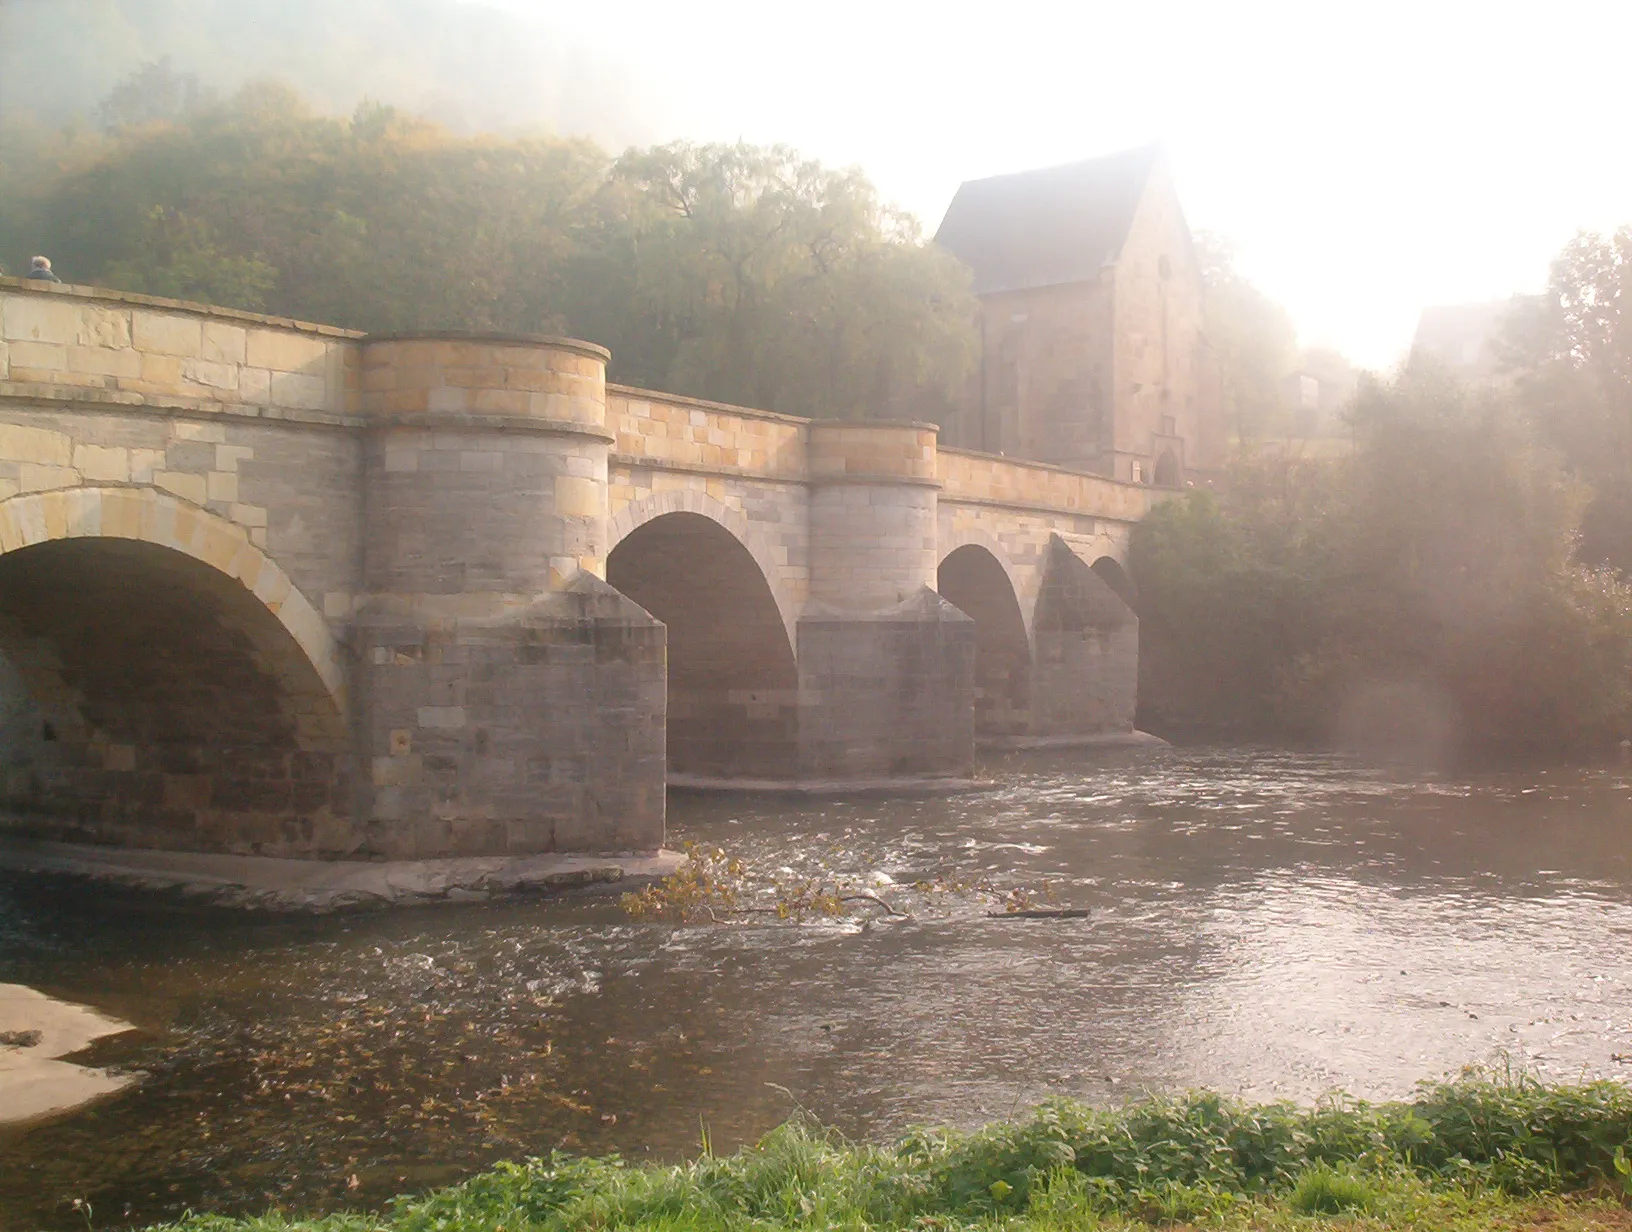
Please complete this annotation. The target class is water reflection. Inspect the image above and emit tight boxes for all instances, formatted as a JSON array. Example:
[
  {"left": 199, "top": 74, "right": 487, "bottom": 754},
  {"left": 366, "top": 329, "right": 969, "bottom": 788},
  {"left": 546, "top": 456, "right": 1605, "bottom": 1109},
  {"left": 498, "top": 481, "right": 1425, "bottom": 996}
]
[{"left": 2, "top": 747, "right": 1631, "bottom": 1229}]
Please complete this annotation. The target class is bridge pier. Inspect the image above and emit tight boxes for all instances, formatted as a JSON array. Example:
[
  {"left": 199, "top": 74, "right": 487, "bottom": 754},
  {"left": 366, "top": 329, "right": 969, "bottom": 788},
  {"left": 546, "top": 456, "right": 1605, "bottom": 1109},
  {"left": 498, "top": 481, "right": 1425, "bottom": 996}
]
[
  {"left": 796, "top": 422, "right": 975, "bottom": 780},
  {"left": 0, "top": 279, "right": 1159, "bottom": 864},
  {"left": 352, "top": 334, "right": 665, "bottom": 858}
]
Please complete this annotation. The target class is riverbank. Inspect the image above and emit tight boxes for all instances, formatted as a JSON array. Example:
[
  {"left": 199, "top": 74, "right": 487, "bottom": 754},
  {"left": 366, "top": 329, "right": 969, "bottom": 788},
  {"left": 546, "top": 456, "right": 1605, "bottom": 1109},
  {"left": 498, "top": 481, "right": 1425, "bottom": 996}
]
[
  {"left": 0, "top": 836, "right": 686, "bottom": 911},
  {"left": 0, "top": 983, "right": 136, "bottom": 1125},
  {"left": 136, "top": 1074, "right": 1632, "bottom": 1231}
]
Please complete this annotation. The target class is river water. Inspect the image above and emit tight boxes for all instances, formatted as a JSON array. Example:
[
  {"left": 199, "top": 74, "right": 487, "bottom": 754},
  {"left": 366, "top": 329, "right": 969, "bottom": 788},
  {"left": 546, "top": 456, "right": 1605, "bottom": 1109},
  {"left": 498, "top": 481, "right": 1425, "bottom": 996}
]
[{"left": 3, "top": 747, "right": 1632, "bottom": 1230}]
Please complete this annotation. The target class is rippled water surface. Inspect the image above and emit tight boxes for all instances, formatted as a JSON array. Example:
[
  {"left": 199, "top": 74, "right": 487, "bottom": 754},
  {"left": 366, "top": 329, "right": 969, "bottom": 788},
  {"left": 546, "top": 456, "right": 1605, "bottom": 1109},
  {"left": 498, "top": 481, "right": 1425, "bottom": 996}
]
[{"left": 4, "top": 747, "right": 1632, "bottom": 1229}]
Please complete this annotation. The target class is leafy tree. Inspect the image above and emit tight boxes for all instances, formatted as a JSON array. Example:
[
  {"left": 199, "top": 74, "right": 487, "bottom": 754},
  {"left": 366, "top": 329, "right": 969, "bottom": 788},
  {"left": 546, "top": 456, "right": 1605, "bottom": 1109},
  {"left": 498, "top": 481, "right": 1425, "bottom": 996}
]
[
  {"left": 1504, "top": 227, "right": 1632, "bottom": 568},
  {"left": 568, "top": 142, "right": 977, "bottom": 419},
  {"left": 102, "top": 206, "right": 276, "bottom": 308},
  {"left": 2, "top": 86, "right": 972, "bottom": 421},
  {"left": 1195, "top": 232, "right": 1300, "bottom": 442},
  {"left": 1133, "top": 362, "right": 1632, "bottom": 755},
  {"left": 95, "top": 57, "right": 212, "bottom": 132}
]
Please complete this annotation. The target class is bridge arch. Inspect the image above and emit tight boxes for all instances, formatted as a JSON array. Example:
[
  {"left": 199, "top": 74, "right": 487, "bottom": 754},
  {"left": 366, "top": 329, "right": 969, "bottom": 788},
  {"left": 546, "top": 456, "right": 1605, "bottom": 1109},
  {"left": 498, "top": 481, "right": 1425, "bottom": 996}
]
[
  {"left": 607, "top": 506, "right": 798, "bottom": 779},
  {"left": 1089, "top": 554, "right": 1138, "bottom": 608},
  {"left": 937, "top": 541, "right": 1033, "bottom": 737},
  {"left": 0, "top": 487, "right": 344, "bottom": 703},
  {"left": 0, "top": 486, "right": 353, "bottom": 854},
  {"left": 608, "top": 489, "right": 796, "bottom": 643}
]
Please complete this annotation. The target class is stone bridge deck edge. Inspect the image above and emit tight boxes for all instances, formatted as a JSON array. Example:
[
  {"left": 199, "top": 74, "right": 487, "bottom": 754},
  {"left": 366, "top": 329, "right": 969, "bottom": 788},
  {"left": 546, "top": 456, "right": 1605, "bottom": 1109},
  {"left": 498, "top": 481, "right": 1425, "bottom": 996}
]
[{"left": 0, "top": 276, "right": 1169, "bottom": 864}]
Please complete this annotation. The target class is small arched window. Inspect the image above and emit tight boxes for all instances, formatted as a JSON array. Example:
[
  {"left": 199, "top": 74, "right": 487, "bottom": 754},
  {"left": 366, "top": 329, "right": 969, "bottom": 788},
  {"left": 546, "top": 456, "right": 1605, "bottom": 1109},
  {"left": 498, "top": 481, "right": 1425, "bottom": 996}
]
[{"left": 1153, "top": 450, "right": 1180, "bottom": 487}]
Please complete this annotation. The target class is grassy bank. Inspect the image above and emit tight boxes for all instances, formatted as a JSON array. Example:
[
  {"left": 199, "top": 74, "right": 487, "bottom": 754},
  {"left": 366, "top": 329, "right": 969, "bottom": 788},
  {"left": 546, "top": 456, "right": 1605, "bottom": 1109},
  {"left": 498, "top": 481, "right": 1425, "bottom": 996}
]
[{"left": 153, "top": 1073, "right": 1632, "bottom": 1231}]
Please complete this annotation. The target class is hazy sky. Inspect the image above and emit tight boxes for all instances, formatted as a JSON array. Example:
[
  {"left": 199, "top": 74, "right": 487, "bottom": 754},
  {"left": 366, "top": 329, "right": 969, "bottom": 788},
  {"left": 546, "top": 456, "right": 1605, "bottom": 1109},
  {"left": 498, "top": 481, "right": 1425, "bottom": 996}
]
[{"left": 491, "top": 0, "right": 1631, "bottom": 369}]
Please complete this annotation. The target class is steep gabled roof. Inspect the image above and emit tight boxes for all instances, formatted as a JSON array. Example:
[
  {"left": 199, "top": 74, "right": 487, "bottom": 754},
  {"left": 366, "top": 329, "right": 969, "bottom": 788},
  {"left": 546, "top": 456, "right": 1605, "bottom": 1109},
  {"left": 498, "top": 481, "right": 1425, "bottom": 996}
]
[{"left": 934, "top": 145, "right": 1162, "bottom": 296}]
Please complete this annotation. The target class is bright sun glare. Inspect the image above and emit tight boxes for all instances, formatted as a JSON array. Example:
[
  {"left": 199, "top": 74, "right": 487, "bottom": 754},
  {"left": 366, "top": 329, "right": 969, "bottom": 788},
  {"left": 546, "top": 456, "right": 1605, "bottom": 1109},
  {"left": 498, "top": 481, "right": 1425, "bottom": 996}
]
[{"left": 496, "top": 0, "right": 1632, "bottom": 369}]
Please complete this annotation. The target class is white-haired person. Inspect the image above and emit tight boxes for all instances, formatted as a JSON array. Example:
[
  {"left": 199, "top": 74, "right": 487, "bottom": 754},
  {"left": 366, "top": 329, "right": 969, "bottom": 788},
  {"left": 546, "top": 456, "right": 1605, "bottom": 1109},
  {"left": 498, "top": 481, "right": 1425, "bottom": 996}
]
[{"left": 26, "top": 256, "right": 61, "bottom": 283}]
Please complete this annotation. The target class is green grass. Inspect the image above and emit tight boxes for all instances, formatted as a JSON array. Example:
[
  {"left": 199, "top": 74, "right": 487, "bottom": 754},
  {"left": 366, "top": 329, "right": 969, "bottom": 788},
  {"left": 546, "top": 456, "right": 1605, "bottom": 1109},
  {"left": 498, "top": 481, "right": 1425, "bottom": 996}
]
[{"left": 149, "top": 1071, "right": 1632, "bottom": 1231}]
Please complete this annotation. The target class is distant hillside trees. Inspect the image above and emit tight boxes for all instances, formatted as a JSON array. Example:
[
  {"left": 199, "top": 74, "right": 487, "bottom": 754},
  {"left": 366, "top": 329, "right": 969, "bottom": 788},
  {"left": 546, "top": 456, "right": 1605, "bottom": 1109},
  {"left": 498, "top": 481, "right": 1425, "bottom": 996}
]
[
  {"left": 1132, "top": 359, "right": 1632, "bottom": 756},
  {"left": 1504, "top": 227, "right": 1632, "bottom": 569},
  {"left": 1195, "top": 233, "right": 1301, "bottom": 443},
  {"left": 0, "top": 78, "right": 976, "bottom": 422}
]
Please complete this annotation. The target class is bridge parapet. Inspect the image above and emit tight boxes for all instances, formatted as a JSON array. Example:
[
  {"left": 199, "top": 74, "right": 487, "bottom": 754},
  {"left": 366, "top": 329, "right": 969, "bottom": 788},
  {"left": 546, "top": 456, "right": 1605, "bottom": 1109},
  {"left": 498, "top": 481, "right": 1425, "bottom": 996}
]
[
  {"left": 938, "top": 446, "right": 1155, "bottom": 521},
  {"left": 1, "top": 277, "right": 1163, "bottom": 866},
  {"left": 0, "top": 277, "right": 360, "bottom": 422},
  {"left": 608, "top": 386, "right": 806, "bottom": 479}
]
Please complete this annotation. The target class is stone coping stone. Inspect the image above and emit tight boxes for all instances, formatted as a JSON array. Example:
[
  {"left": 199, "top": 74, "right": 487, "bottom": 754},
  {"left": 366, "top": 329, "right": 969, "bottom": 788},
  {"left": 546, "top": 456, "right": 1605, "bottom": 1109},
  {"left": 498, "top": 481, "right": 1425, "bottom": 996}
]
[
  {"left": 0, "top": 274, "right": 364, "bottom": 337},
  {"left": 0, "top": 982, "right": 138, "bottom": 1126},
  {"left": 667, "top": 774, "right": 992, "bottom": 797},
  {"left": 976, "top": 729, "right": 1170, "bottom": 752},
  {"left": 365, "top": 330, "right": 610, "bottom": 361},
  {"left": 0, "top": 837, "right": 685, "bottom": 913}
]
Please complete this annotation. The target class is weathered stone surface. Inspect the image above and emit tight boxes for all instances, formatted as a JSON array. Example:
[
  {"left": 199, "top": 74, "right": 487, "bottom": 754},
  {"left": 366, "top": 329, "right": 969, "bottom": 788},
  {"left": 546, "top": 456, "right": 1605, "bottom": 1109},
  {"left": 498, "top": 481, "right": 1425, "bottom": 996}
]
[
  {"left": 0, "top": 277, "right": 1159, "bottom": 869},
  {"left": 936, "top": 149, "right": 1225, "bottom": 486},
  {"left": 0, "top": 835, "right": 685, "bottom": 912},
  {"left": 1030, "top": 535, "right": 1140, "bottom": 736},
  {"left": 796, "top": 588, "right": 976, "bottom": 779},
  {"left": 354, "top": 573, "right": 666, "bottom": 858}
]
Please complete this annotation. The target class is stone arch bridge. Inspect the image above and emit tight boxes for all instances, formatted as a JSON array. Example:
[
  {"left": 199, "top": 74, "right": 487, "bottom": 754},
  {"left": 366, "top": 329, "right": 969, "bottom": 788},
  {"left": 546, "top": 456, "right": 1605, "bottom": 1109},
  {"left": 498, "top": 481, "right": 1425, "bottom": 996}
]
[{"left": 0, "top": 277, "right": 1160, "bottom": 860}]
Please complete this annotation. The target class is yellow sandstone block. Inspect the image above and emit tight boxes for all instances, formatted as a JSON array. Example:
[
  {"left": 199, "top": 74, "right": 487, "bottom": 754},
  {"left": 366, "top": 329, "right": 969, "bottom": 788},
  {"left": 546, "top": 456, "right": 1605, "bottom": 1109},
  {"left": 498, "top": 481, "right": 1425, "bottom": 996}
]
[
  {"left": 18, "top": 463, "right": 79, "bottom": 493},
  {"left": 269, "top": 370, "right": 329, "bottom": 410},
  {"left": 182, "top": 357, "right": 238, "bottom": 391},
  {"left": 0, "top": 422, "right": 72, "bottom": 466},
  {"left": 2, "top": 296, "right": 86, "bottom": 345},
  {"left": 141, "top": 352, "right": 183, "bottom": 386},
  {"left": 201, "top": 322, "right": 247, "bottom": 365},
  {"left": 240, "top": 368, "right": 271, "bottom": 404},
  {"left": 132, "top": 310, "right": 202, "bottom": 357},
  {"left": 207, "top": 471, "right": 238, "bottom": 503},
  {"left": 154, "top": 470, "right": 208, "bottom": 506},
  {"left": 67, "top": 345, "right": 142, "bottom": 379},
  {"left": 98, "top": 490, "right": 143, "bottom": 539},
  {"left": 554, "top": 475, "right": 603, "bottom": 519},
  {"left": 7, "top": 340, "right": 69, "bottom": 372},
  {"left": 72, "top": 444, "right": 130, "bottom": 483},
  {"left": 245, "top": 328, "right": 326, "bottom": 373}
]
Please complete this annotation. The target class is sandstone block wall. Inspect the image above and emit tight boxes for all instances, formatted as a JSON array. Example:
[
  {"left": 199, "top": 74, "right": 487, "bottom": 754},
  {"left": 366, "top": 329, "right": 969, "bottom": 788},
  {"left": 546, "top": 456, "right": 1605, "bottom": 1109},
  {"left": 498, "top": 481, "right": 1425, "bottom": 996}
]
[
  {"left": 1, "top": 281, "right": 358, "bottom": 416},
  {"left": 1030, "top": 538, "right": 1139, "bottom": 735},
  {"left": 807, "top": 422, "right": 940, "bottom": 611},
  {"left": 0, "top": 276, "right": 1159, "bottom": 860},
  {"left": 796, "top": 589, "right": 976, "bottom": 778},
  {"left": 356, "top": 575, "right": 665, "bottom": 858}
]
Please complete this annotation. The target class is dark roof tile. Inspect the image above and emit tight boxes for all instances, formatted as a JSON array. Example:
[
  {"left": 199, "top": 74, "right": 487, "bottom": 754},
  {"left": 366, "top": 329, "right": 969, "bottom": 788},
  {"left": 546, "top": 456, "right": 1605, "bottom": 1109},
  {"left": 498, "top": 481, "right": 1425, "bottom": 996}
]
[{"left": 935, "top": 145, "right": 1161, "bottom": 295}]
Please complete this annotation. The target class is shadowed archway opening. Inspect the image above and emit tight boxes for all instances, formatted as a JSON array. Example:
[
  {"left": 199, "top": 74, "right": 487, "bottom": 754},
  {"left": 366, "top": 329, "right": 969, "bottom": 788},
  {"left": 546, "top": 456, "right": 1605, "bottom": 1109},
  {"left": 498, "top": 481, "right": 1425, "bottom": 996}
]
[
  {"left": 1090, "top": 555, "right": 1138, "bottom": 608},
  {"left": 0, "top": 538, "right": 351, "bottom": 854},
  {"left": 607, "top": 512, "right": 797, "bottom": 779},
  {"left": 937, "top": 544, "right": 1031, "bottom": 736},
  {"left": 1153, "top": 450, "right": 1180, "bottom": 487},
  {"left": 1029, "top": 538, "right": 1140, "bottom": 736}
]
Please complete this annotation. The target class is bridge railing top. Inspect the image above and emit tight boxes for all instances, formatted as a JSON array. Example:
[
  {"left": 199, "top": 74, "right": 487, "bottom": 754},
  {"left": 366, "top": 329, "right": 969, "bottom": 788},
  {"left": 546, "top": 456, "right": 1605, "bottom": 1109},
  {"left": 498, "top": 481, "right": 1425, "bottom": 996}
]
[
  {"left": 0, "top": 276, "right": 364, "bottom": 339},
  {"left": 937, "top": 445, "right": 1160, "bottom": 518},
  {"left": 938, "top": 444, "right": 1145, "bottom": 485},
  {"left": 0, "top": 277, "right": 362, "bottom": 420},
  {"left": 607, "top": 383, "right": 811, "bottom": 427}
]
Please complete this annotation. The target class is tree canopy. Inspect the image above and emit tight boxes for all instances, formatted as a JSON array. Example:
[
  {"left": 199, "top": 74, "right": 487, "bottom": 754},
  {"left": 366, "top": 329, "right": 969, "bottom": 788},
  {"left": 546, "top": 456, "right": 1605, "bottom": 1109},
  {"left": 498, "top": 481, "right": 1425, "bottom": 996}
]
[
  {"left": 1133, "top": 360, "right": 1632, "bottom": 756},
  {"left": 1195, "top": 232, "right": 1301, "bottom": 442},
  {"left": 0, "top": 75, "right": 977, "bottom": 422},
  {"left": 1503, "top": 227, "right": 1632, "bottom": 568}
]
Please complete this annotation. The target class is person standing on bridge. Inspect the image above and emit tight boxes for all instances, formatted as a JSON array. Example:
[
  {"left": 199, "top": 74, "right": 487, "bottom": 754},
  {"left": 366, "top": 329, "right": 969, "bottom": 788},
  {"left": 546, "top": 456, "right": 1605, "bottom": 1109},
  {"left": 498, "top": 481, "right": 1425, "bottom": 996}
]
[{"left": 26, "top": 256, "right": 61, "bottom": 283}]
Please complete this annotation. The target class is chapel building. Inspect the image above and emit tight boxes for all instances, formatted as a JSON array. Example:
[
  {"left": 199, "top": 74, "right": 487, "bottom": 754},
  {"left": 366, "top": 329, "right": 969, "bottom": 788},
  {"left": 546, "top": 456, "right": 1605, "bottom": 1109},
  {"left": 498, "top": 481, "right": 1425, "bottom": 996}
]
[{"left": 935, "top": 144, "right": 1224, "bottom": 485}]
